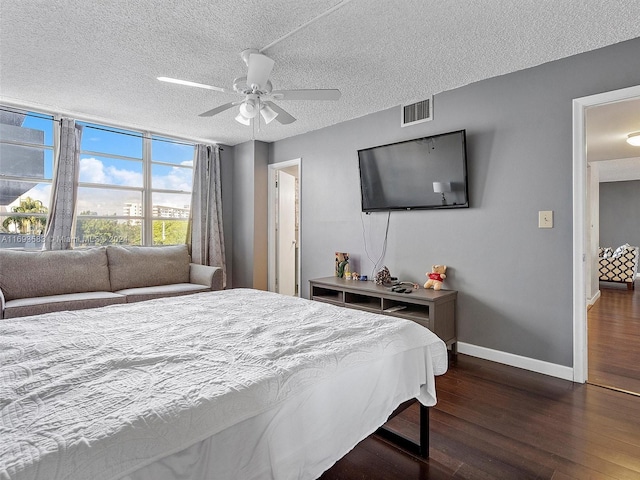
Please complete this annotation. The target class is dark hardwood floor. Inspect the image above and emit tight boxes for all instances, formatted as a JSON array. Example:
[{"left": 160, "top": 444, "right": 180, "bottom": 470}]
[
  {"left": 588, "top": 280, "right": 640, "bottom": 395},
  {"left": 320, "top": 354, "right": 640, "bottom": 480}
]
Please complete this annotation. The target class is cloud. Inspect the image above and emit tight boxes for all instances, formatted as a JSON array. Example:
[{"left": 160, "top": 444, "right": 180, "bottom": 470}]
[
  {"left": 152, "top": 165, "right": 193, "bottom": 192},
  {"left": 106, "top": 165, "right": 143, "bottom": 187},
  {"left": 80, "top": 157, "right": 143, "bottom": 187},
  {"left": 76, "top": 157, "right": 192, "bottom": 215},
  {"left": 79, "top": 157, "right": 108, "bottom": 184},
  {"left": 152, "top": 192, "right": 191, "bottom": 209}
]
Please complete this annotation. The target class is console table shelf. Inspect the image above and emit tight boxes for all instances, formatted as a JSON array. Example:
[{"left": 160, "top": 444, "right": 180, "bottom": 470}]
[{"left": 309, "top": 276, "right": 457, "bottom": 351}]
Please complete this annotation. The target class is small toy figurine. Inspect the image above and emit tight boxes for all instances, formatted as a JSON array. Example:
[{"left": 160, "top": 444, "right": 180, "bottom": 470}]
[
  {"left": 335, "top": 252, "right": 349, "bottom": 278},
  {"left": 352, "top": 272, "right": 360, "bottom": 280},
  {"left": 424, "top": 265, "right": 447, "bottom": 291},
  {"left": 375, "top": 266, "right": 392, "bottom": 285}
]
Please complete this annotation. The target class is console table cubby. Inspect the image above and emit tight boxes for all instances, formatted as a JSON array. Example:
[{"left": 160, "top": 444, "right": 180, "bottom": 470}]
[{"left": 309, "top": 276, "right": 457, "bottom": 352}]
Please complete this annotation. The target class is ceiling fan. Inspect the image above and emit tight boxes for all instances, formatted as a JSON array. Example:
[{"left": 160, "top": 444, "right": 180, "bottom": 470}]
[{"left": 158, "top": 49, "right": 341, "bottom": 126}]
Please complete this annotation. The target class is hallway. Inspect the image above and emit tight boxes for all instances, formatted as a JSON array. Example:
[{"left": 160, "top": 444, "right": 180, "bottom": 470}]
[{"left": 588, "top": 280, "right": 640, "bottom": 395}]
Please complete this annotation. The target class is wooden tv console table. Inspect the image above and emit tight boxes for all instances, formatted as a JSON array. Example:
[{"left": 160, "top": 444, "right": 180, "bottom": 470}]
[
  {"left": 309, "top": 276, "right": 457, "bottom": 352},
  {"left": 309, "top": 276, "right": 457, "bottom": 458}
]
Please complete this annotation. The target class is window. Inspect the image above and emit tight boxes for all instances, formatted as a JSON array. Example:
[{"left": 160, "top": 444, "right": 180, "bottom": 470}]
[
  {"left": 1, "top": 108, "right": 196, "bottom": 249},
  {"left": 150, "top": 137, "right": 194, "bottom": 245},
  {"left": 0, "top": 108, "right": 55, "bottom": 250},
  {"left": 75, "top": 124, "right": 194, "bottom": 247},
  {"left": 75, "top": 124, "right": 144, "bottom": 246}
]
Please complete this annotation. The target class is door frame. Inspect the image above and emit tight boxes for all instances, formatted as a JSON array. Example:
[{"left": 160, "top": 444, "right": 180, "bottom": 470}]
[
  {"left": 268, "top": 158, "right": 301, "bottom": 295},
  {"left": 572, "top": 84, "right": 640, "bottom": 383}
]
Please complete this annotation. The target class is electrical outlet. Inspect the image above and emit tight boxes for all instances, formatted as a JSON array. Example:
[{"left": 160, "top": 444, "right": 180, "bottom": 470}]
[{"left": 538, "top": 210, "right": 553, "bottom": 228}]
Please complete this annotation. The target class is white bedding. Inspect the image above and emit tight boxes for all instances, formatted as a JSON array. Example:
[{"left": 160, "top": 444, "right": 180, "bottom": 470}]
[{"left": 1, "top": 288, "right": 447, "bottom": 480}]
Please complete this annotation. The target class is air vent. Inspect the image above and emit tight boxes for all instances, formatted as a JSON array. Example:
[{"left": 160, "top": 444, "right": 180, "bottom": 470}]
[{"left": 401, "top": 97, "right": 433, "bottom": 127}]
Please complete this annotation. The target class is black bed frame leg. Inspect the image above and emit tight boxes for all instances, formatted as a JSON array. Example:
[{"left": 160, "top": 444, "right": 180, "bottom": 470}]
[
  {"left": 419, "top": 404, "right": 430, "bottom": 458},
  {"left": 375, "top": 401, "right": 430, "bottom": 458}
]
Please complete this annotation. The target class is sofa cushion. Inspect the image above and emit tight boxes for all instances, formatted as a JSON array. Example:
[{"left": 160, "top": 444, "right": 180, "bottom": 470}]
[
  {"left": 3, "top": 291, "right": 126, "bottom": 319},
  {"left": 115, "top": 283, "right": 210, "bottom": 303},
  {"left": 600, "top": 247, "right": 613, "bottom": 259},
  {"left": 106, "top": 245, "right": 191, "bottom": 291},
  {"left": 0, "top": 247, "right": 111, "bottom": 301},
  {"left": 612, "top": 243, "right": 631, "bottom": 258}
]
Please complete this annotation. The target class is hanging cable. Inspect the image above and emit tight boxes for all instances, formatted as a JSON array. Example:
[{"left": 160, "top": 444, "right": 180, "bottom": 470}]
[{"left": 360, "top": 210, "right": 391, "bottom": 279}]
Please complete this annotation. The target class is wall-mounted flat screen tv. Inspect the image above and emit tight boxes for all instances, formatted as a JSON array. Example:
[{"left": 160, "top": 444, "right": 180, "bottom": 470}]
[{"left": 357, "top": 129, "right": 469, "bottom": 212}]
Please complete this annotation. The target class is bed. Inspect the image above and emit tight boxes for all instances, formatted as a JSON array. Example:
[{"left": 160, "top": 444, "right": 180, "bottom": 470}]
[{"left": 1, "top": 288, "right": 448, "bottom": 480}]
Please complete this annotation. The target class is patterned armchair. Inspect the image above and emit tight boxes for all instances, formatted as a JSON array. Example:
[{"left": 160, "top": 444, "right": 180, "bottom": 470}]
[{"left": 598, "top": 244, "right": 639, "bottom": 290}]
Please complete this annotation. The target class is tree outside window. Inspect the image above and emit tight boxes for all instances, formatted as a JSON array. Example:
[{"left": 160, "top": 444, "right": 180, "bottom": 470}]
[{"left": 1, "top": 197, "right": 48, "bottom": 234}]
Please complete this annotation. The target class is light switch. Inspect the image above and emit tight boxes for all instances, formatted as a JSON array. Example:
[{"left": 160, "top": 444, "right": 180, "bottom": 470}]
[{"left": 538, "top": 210, "right": 553, "bottom": 228}]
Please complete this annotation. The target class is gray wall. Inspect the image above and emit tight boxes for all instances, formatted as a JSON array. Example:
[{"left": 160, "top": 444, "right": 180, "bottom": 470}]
[
  {"left": 268, "top": 37, "right": 640, "bottom": 368},
  {"left": 253, "top": 141, "right": 269, "bottom": 290},
  {"left": 231, "top": 140, "right": 268, "bottom": 289},
  {"left": 599, "top": 180, "right": 640, "bottom": 248}
]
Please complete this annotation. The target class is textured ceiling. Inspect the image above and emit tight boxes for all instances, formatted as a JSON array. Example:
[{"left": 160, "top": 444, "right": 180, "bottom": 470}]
[{"left": 1, "top": 0, "right": 640, "bottom": 146}]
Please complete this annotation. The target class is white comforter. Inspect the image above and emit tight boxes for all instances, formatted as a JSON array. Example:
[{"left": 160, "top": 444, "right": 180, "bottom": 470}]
[{"left": 1, "top": 289, "right": 447, "bottom": 480}]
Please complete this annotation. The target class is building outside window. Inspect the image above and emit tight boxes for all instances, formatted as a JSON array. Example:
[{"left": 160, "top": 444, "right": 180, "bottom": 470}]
[{"left": 0, "top": 109, "right": 55, "bottom": 249}]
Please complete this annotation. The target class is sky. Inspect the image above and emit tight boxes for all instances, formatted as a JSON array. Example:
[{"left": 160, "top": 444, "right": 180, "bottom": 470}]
[{"left": 5, "top": 115, "right": 194, "bottom": 216}]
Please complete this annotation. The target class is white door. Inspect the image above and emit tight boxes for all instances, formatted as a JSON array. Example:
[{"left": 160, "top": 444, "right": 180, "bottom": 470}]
[{"left": 277, "top": 170, "right": 297, "bottom": 296}]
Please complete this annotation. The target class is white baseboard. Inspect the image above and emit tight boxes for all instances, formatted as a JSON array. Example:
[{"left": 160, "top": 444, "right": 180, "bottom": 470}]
[
  {"left": 587, "top": 289, "right": 601, "bottom": 307},
  {"left": 457, "top": 342, "right": 574, "bottom": 381}
]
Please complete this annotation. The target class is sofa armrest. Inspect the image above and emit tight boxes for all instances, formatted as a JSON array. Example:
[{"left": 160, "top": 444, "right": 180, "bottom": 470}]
[
  {"left": 599, "top": 246, "right": 639, "bottom": 283},
  {"left": 631, "top": 246, "right": 640, "bottom": 278},
  {"left": 189, "top": 263, "right": 224, "bottom": 291}
]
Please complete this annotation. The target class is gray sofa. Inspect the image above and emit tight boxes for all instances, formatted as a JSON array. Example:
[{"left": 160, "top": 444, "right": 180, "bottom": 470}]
[{"left": 0, "top": 244, "right": 223, "bottom": 319}]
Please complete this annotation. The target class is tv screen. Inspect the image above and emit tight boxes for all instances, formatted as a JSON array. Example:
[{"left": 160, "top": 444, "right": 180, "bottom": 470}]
[{"left": 357, "top": 129, "right": 469, "bottom": 212}]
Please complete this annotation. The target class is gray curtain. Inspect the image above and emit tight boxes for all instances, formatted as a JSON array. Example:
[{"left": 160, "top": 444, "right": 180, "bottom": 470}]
[
  {"left": 44, "top": 118, "right": 82, "bottom": 250},
  {"left": 189, "top": 144, "right": 226, "bottom": 287}
]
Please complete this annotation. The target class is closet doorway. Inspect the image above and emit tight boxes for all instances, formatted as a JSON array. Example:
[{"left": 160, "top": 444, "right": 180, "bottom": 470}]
[{"left": 268, "top": 159, "right": 301, "bottom": 296}]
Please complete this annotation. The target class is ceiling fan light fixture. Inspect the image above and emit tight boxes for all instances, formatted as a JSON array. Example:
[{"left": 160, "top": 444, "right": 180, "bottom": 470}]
[
  {"left": 184, "top": 49, "right": 338, "bottom": 126},
  {"left": 627, "top": 132, "right": 640, "bottom": 146},
  {"left": 239, "top": 95, "right": 258, "bottom": 118},
  {"left": 260, "top": 104, "right": 279, "bottom": 124},
  {"left": 235, "top": 112, "right": 251, "bottom": 125}
]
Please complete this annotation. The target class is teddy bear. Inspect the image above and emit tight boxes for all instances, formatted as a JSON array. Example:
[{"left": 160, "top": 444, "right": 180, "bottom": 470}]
[{"left": 424, "top": 265, "right": 447, "bottom": 291}]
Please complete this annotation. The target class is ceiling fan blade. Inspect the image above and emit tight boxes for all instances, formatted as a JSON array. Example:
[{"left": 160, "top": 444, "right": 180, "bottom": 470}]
[
  {"left": 271, "top": 89, "right": 341, "bottom": 101},
  {"left": 158, "top": 77, "right": 230, "bottom": 93},
  {"left": 263, "top": 101, "right": 296, "bottom": 124},
  {"left": 246, "top": 54, "right": 275, "bottom": 89},
  {"left": 199, "top": 101, "right": 240, "bottom": 117}
]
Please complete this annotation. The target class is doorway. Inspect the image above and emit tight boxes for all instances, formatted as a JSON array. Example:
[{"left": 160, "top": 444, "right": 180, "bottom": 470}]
[
  {"left": 572, "top": 85, "right": 640, "bottom": 384},
  {"left": 268, "top": 159, "right": 301, "bottom": 296}
]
